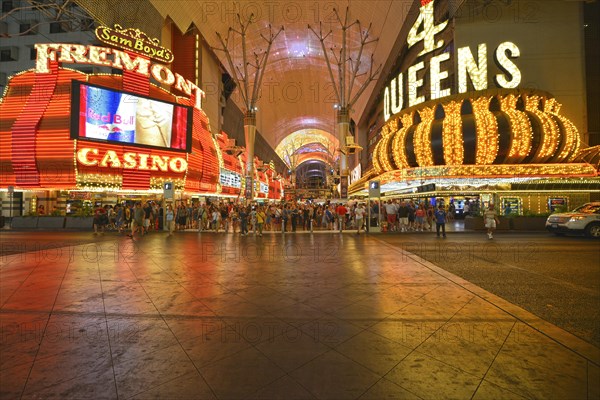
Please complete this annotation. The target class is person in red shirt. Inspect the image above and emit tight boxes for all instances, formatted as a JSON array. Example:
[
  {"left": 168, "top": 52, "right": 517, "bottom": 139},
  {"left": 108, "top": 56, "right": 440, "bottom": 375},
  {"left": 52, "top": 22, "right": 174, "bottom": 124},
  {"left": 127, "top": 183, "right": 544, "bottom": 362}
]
[
  {"left": 415, "top": 203, "right": 426, "bottom": 231},
  {"left": 335, "top": 203, "right": 347, "bottom": 232},
  {"left": 93, "top": 206, "right": 107, "bottom": 234}
]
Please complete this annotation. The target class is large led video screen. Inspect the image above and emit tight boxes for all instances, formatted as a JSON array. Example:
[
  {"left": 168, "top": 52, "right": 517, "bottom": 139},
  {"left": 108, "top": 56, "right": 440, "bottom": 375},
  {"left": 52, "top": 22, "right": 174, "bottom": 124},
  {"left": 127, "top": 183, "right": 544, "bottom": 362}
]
[{"left": 71, "top": 81, "right": 192, "bottom": 152}]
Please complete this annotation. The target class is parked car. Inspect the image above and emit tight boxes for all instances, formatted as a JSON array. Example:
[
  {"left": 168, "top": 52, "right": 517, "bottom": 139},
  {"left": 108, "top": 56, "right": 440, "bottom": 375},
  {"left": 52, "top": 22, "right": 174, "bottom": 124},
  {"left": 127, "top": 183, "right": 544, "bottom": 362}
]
[{"left": 545, "top": 202, "right": 600, "bottom": 238}]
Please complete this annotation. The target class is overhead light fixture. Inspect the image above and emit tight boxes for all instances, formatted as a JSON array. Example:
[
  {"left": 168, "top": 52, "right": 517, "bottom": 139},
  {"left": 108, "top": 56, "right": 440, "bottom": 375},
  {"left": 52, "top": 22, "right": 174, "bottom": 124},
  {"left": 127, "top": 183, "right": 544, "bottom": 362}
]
[{"left": 340, "top": 136, "right": 363, "bottom": 155}]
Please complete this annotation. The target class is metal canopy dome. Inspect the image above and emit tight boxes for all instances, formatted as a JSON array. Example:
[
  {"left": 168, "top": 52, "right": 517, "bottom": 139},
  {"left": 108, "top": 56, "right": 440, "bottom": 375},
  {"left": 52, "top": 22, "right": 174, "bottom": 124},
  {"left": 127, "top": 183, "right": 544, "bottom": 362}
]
[{"left": 149, "top": 0, "right": 408, "bottom": 154}]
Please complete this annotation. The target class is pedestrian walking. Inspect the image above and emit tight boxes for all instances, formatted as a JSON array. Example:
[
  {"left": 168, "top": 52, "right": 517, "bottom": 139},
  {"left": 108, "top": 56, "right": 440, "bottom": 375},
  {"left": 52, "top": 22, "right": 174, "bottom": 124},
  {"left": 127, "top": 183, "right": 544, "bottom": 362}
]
[
  {"left": 250, "top": 206, "right": 257, "bottom": 234},
  {"left": 396, "top": 201, "right": 409, "bottom": 232},
  {"left": 291, "top": 205, "right": 298, "bottom": 232},
  {"left": 240, "top": 206, "right": 249, "bottom": 235},
  {"left": 415, "top": 203, "right": 425, "bottom": 231},
  {"left": 426, "top": 205, "right": 434, "bottom": 231},
  {"left": 484, "top": 203, "right": 500, "bottom": 239},
  {"left": 93, "top": 206, "right": 107, "bottom": 234},
  {"left": 434, "top": 205, "right": 447, "bottom": 238},
  {"left": 355, "top": 203, "right": 366, "bottom": 234},
  {"left": 385, "top": 200, "right": 399, "bottom": 232},
  {"left": 282, "top": 205, "right": 289, "bottom": 233},
  {"left": 198, "top": 204, "right": 207, "bottom": 231},
  {"left": 211, "top": 207, "right": 220, "bottom": 231},
  {"left": 256, "top": 207, "right": 266, "bottom": 236},
  {"left": 336, "top": 203, "right": 347, "bottom": 232},
  {"left": 129, "top": 202, "right": 144, "bottom": 238},
  {"left": 166, "top": 205, "right": 175, "bottom": 235}
]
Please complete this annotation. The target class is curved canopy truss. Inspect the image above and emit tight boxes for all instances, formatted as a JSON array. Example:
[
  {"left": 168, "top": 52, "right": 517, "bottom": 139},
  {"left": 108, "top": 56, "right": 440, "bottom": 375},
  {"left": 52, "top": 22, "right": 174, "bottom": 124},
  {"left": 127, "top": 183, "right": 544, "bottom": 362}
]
[
  {"left": 148, "top": 0, "right": 408, "bottom": 155},
  {"left": 274, "top": 129, "right": 339, "bottom": 169},
  {"left": 295, "top": 159, "right": 330, "bottom": 189}
]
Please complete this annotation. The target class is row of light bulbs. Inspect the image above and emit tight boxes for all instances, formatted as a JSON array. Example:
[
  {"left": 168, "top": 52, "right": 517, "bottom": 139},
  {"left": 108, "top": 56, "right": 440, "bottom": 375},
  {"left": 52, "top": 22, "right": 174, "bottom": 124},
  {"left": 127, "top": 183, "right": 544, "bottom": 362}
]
[{"left": 373, "top": 92, "right": 582, "bottom": 173}]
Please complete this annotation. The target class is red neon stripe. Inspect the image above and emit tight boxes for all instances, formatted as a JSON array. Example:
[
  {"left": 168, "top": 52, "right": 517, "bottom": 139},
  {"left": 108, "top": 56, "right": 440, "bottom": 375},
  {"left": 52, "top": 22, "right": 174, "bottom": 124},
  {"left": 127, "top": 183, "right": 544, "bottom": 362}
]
[{"left": 11, "top": 62, "right": 59, "bottom": 187}]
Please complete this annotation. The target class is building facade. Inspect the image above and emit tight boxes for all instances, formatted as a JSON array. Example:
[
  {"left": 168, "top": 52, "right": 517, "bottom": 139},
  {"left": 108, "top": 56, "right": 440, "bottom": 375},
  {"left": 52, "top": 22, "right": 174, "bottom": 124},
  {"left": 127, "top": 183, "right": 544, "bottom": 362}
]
[
  {"left": 0, "top": 17, "right": 285, "bottom": 217},
  {"left": 350, "top": 0, "right": 600, "bottom": 214}
]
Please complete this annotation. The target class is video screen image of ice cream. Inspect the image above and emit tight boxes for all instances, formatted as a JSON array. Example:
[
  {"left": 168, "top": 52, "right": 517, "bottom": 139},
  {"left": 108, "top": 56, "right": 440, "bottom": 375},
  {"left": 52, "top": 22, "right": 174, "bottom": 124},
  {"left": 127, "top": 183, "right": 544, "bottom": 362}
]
[{"left": 134, "top": 98, "right": 174, "bottom": 147}]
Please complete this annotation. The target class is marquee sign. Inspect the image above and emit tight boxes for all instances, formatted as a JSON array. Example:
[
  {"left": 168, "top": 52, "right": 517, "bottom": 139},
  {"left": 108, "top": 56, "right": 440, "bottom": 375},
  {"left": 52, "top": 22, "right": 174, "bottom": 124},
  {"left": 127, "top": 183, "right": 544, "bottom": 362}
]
[
  {"left": 220, "top": 168, "right": 242, "bottom": 188},
  {"left": 76, "top": 147, "right": 188, "bottom": 173},
  {"left": 383, "top": 0, "right": 522, "bottom": 121},
  {"left": 95, "top": 24, "right": 174, "bottom": 64},
  {"left": 350, "top": 163, "right": 362, "bottom": 185},
  {"left": 259, "top": 182, "right": 269, "bottom": 195}
]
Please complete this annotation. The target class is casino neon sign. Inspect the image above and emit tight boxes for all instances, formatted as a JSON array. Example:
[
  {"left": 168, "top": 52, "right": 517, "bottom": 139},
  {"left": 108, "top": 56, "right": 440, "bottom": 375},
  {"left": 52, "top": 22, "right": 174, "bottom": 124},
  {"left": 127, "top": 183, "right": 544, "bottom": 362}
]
[
  {"left": 76, "top": 148, "right": 188, "bottom": 173},
  {"left": 383, "top": 0, "right": 522, "bottom": 121}
]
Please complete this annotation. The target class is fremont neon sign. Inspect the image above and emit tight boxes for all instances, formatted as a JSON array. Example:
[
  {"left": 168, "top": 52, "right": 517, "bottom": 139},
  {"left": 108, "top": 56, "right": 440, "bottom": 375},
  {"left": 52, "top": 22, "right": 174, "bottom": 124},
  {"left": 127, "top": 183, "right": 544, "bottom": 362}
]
[
  {"left": 383, "top": 0, "right": 522, "bottom": 121},
  {"left": 34, "top": 43, "right": 205, "bottom": 111},
  {"left": 77, "top": 148, "right": 188, "bottom": 173}
]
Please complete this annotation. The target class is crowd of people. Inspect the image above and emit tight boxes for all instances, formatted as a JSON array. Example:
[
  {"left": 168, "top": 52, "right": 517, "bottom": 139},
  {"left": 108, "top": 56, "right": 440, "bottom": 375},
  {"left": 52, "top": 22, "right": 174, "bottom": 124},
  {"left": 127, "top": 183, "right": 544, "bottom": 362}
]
[
  {"left": 92, "top": 202, "right": 160, "bottom": 236},
  {"left": 90, "top": 198, "right": 500, "bottom": 239},
  {"left": 164, "top": 201, "right": 369, "bottom": 234},
  {"left": 91, "top": 200, "right": 370, "bottom": 236}
]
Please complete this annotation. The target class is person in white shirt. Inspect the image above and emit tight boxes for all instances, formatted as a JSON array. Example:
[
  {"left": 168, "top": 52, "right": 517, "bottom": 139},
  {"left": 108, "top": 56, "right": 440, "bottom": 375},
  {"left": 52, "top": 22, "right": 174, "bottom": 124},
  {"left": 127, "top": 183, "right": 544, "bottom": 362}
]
[
  {"left": 354, "top": 203, "right": 366, "bottom": 234},
  {"left": 483, "top": 203, "right": 499, "bottom": 239},
  {"left": 165, "top": 205, "right": 175, "bottom": 235},
  {"left": 211, "top": 209, "right": 220, "bottom": 231},
  {"left": 384, "top": 201, "right": 398, "bottom": 232}
]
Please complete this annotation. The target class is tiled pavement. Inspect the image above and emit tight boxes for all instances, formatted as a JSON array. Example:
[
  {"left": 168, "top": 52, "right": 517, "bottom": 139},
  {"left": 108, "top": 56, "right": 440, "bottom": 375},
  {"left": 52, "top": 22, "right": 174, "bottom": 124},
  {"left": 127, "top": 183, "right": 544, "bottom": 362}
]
[{"left": 1, "top": 232, "right": 598, "bottom": 399}]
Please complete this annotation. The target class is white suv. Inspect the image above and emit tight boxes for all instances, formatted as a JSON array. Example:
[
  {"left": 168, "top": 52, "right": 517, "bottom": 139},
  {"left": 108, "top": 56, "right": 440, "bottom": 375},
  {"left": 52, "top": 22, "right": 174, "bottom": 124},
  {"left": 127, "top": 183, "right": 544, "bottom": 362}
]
[{"left": 546, "top": 202, "right": 600, "bottom": 238}]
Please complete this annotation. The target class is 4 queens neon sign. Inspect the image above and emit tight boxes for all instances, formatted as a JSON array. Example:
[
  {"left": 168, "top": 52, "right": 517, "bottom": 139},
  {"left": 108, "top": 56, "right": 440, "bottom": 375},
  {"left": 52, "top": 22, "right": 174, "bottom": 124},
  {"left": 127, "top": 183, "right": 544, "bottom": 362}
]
[{"left": 383, "top": 0, "right": 522, "bottom": 121}]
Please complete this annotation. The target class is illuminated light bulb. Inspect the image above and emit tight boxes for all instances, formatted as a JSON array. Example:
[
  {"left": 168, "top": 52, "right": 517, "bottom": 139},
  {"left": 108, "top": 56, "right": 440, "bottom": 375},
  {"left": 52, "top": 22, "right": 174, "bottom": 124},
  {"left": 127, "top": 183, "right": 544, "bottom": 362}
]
[
  {"left": 413, "top": 107, "right": 435, "bottom": 166},
  {"left": 402, "top": 163, "right": 596, "bottom": 180},
  {"left": 408, "top": 61, "right": 426, "bottom": 107},
  {"left": 500, "top": 94, "right": 532, "bottom": 162},
  {"left": 390, "top": 74, "right": 404, "bottom": 115},
  {"left": 442, "top": 100, "right": 464, "bottom": 165},
  {"left": 457, "top": 44, "right": 487, "bottom": 93},
  {"left": 379, "top": 135, "right": 395, "bottom": 172},
  {"left": 392, "top": 113, "right": 414, "bottom": 170},
  {"left": 379, "top": 118, "right": 401, "bottom": 172},
  {"left": 373, "top": 140, "right": 384, "bottom": 174},
  {"left": 525, "top": 95, "right": 560, "bottom": 161},
  {"left": 389, "top": 118, "right": 399, "bottom": 133},
  {"left": 544, "top": 98, "right": 581, "bottom": 162},
  {"left": 495, "top": 42, "right": 522, "bottom": 89},
  {"left": 472, "top": 96, "right": 498, "bottom": 165},
  {"left": 381, "top": 125, "right": 390, "bottom": 137}
]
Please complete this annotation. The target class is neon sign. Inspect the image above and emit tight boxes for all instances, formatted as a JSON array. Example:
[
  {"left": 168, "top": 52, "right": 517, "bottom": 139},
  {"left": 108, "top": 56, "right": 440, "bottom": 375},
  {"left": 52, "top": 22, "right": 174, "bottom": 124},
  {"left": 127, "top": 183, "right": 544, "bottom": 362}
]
[
  {"left": 76, "top": 147, "right": 188, "bottom": 173},
  {"left": 34, "top": 43, "right": 205, "bottom": 111},
  {"left": 95, "top": 25, "right": 174, "bottom": 63},
  {"left": 383, "top": 0, "right": 522, "bottom": 121}
]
